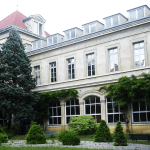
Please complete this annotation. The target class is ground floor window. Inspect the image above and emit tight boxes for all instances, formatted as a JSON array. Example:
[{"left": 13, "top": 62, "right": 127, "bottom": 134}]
[
  {"left": 84, "top": 96, "right": 101, "bottom": 123},
  {"left": 132, "top": 100, "right": 150, "bottom": 122},
  {"left": 106, "top": 98, "right": 124, "bottom": 123},
  {"left": 49, "top": 101, "right": 61, "bottom": 125},
  {"left": 65, "top": 98, "right": 80, "bottom": 124}
]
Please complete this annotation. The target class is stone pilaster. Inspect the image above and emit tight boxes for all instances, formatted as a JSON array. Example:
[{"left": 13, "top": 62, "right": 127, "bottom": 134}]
[
  {"left": 100, "top": 97, "right": 106, "bottom": 121},
  {"left": 60, "top": 102, "right": 65, "bottom": 125},
  {"left": 79, "top": 101, "right": 84, "bottom": 116}
]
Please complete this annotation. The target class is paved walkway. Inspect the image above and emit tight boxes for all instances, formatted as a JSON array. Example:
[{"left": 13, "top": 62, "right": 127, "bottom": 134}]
[{"left": 1, "top": 140, "right": 150, "bottom": 150}]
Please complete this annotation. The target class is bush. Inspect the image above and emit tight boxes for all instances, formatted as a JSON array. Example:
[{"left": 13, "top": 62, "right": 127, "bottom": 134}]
[
  {"left": 25, "top": 121, "right": 47, "bottom": 144},
  {"left": 4, "top": 129, "right": 15, "bottom": 139},
  {"left": 68, "top": 115, "right": 98, "bottom": 135},
  {"left": 58, "top": 130, "right": 80, "bottom": 145},
  {"left": 113, "top": 121, "right": 127, "bottom": 146},
  {"left": 0, "top": 125, "right": 8, "bottom": 143},
  {"left": 94, "top": 120, "right": 113, "bottom": 142}
]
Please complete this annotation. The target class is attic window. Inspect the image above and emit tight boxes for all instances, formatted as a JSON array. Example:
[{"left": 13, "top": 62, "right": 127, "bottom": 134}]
[
  {"left": 138, "top": 7, "right": 144, "bottom": 19},
  {"left": 65, "top": 29, "right": 75, "bottom": 40},
  {"left": 105, "top": 15, "right": 118, "bottom": 28},
  {"left": 84, "top": 23, "right": 96, "bottom": 35},
  {"left": 47, "top": 35, "right": 57, "bottom": 46},
  {"left": 130, "top": 10, "right": 136, "bottom": 21},
  {"left": 34, "top": 21, "right": 38, "bottom": 34},
  {"left": 32, "top": 40, "right": 41, "bottom": 50}
]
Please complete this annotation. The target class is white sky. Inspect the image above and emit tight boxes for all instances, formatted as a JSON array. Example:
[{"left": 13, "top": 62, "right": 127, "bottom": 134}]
[{"left": 1, "top": 0, "right": 150, "bottom": 35}]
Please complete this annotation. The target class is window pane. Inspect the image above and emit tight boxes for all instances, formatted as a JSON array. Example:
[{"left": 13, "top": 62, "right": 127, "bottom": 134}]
[
  {"left": 133, "top": 101, "right": 139, "bottom": 111},
  {"left": 34, "top": 21, "right": 38, "bottom": 34},
  {"left": 54, "top": 118, "right": 57, "bottom": 124},
  {"left": 58, "top": 117, "right": 61, "bottom": 124},
  {"left": 71, "top": 29, "right": 75, "bottom": 38},
  {"left": 140, "top": 101, "right": 146, "bottom": 111},
  {"left": 58, "top": 107, "right": 61, "bottom": 116},
  {"left": 114, "top": 60, "right": 118, "bottom": 71},
  {"left": 140, "top": 48, "right": 144, "bottom": 55},
  {"left": 33, "top": 42, "right": 36, "bottom": 49},
  {"left": 134, "top": 50, "right": 140, "bottom": 55},
  {"left": 67, "top": 117, "right": 70, "bottom": 123},
  {"left": 108, "top": 103, "right": 113, "bottom": 113},
  {"left": 133, "top": 113, "right": 139, "bottom": 122},
  {"left": 88, "top": 71, "right": 91, "bottom": 76},
  {"left": 130, "top": 10, "right": 136, "bottom": 21},
  {"left": 49, "top": 118, "right": 53, "bottom": 124},
  {"left": 96, "top": 97, "right": 100, "bottom": 103},
  {"left": 140, "top": 113, "right": 146, "bottom": 122},
  {"left": 90, "top": 23, "right": 96, "bottom": 33},
  {"left": 91, "top": 105, "right": 95, "bottom": 114},
  {"left": 106, "top": 18, "right": 111, "bottom": 28},
  {"left": 66, "top": 107, "right": 70, "bottom": 115},
  {"left": 138, "top": 7, "right": 144, "bottom": 19},
  {"left": 75, "top": 99, "right": 79, "bottom": 105},
  {"left": 90, "top": 96, "right": 95, "bottom": 104},
  {"left": 65, "top": 31, "right": 70, "bottom": 40},
  {"left": 53, "top": 35, "right": 57, "bottom": 44},
  {"left": 96, "top": 104, "right": 101, "bottom": 113},
  {"left": 86, "top": 105, "right": 90, "bottom": 114},
  {"left": 135, "top": 56, "right": 140, "bottom": 67},
  {"left": 53, "top": 108, "right": 56, "bottom": 116},
  {"left": 114, "top": 114, "right": 119, "bottom": 122},
  {"left": 38, "top": 40, "right": 41, "bottom": 48},
  {"left": 147, "top": 112, "right": 150, "bottom": 121},
  {"left": 71, "top": 106, "right": 75, "bottom": 115},
  {"left": 113, "top": 15, "right": 118, "bottom": 26},
  {"left": 114, "top": 104, "right": 119, "bottom": 112},
  {"left": 48, "top": 37, "right": 52, "bottom": 45},
  {"left": 141, "top": 55, "right": 145, "bottom": 67},
  {"left": 85, "top": 98, "right": 90, "bottom": 104},
  {"left": 108, "top": 114, "right": 113, "bottom": 123},
  {"left": 76, "top": 106, "right": 80, "bottom": 115},
  {"left": 49, "top": 108, "right": 53, "bottom": 116},
  {"left": 84, "top": 25, "right": 89, "bottom": 34}
]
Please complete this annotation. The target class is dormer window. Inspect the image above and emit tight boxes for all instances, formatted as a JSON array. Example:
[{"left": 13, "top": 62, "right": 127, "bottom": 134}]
[
  {"left": 47, "top": 34, "right": 64, "bottom": 46},
  {"left": 103, "top": 13, "right": 127, "bottom": 28},
  {"left": 65, "top": 29, "right": 75, "bottom": 40},
  {"left": 127, "top": 5, "right": 150, "bottom": 21},
  {"left": 63, "top": 27, "right": 83, "bottom": 41},
  {"left": 34, "top": 21, "right": 38, "bottom": 34},
  {"left": 32, "top": 40, "right": 41, "bottom": 50}
]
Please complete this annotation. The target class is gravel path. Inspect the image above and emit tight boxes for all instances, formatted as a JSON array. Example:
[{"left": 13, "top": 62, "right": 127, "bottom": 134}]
[{"left": 1, "top": 140, "right": 150, "bottom": 150}]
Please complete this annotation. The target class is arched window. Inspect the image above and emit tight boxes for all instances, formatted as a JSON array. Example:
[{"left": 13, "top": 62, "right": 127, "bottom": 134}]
[
  {"left": 84, "top": 96, "right": 101, "bottom": 123},
  {"left": 65, "top": 98, "right": 80, "bottom": 124},
  {"left": 49, "top": 101, "right": 61, "bottom": 125}
]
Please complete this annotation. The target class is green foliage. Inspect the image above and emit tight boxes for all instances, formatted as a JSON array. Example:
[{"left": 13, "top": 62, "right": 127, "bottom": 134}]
[
  {"left": 0, "top": 28, "right": 40, "bottom": 127},
  {"left": 4, "top": 129, "right": 15, "bottom": 139},
  {"left": 94, "top": 120, "right": 113, "bottom": 142},
  {"left": 25, "top": 121, "right": 47, "bottom": 144},
  {"left": 68, "top": 115, "right": 98, "bottom": 135},
  {"left": 0, "top": 125, "right": 8, "bottom": 143},
  {"left": 113, "top": 121, "right": 127, "bottom": 146},
  {"left": 58, "top": 130, "right": 80, "bottom": 145}
]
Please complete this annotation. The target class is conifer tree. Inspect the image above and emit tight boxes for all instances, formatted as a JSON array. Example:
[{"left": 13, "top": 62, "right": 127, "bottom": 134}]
[
  {"left": 0, "top": 28, "right": 40, "bottom": 129},
  {"left": 113, "top": 121, "right": 127, "bottom": 146},
  {"left": 94, "top": 120, "right": 113, "bottom": 142}
]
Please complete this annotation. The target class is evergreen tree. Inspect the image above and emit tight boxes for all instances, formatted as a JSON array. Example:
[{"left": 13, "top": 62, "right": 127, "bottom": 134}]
[
  {"left": 0, "top": 28, "right": 40, "bottom": 129},
  {"left": 113, "top": 121, "right": 127, "bottom": 146},
  {"left": 94, "top": 120, "right": 113, "bottom": 142}
]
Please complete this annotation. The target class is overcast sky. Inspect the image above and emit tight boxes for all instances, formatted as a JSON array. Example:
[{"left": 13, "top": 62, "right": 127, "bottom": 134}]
[{"left": 1, "top": 0, "right": 150, "bottom": 35}]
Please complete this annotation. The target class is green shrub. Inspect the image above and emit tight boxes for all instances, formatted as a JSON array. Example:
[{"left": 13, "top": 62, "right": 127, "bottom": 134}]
[
  {"left": 0, "top": 125, "right": 8, "bottom": 143},
  {"left": 0, "top": 133, "right": 8, "bottom": 143},
  {"left": 94, "top": 120, "right": 113, "bottom": 142},
  {"left": 58, "top": 130, "right": 80, "bottom": 145},
  {"left": 68, "top": 115, "right": 98, "bottom": 135},
  {"left": 113, "top": 121, "right": 127, "bottom": 146},
  {"left": 25, "top": 121, "right": 47, "bottom": 144}
]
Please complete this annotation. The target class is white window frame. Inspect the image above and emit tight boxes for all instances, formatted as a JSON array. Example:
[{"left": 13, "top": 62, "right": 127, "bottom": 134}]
[
  {"left": 133, "top": 41, "right": 145, "bottom": 68},
  {"left": 105, "top": 16, "right": 119, "bottom": 28},
  {"left": 34, "top": 21, "right": 38, "bottom": 34},
  {"left": 65, "top": 29, "right": 76, "bottom": 40},
  {"left": 84, "top": 23, "right": 96, "bottom": 35},
  {"left": 47, "top": 35, "right": 57, "bottom": 46},
  {"left": 109, "top": 48, "right": 118, "bottom": 72},
  {"left": 67, "top": 58, "right": 75, "bottom": 80},
  {"left": 132, "top": 99, "right": 150, "bottom": 123},
  {"left": 50, "top": 62, "right": 56, "bottom": 83},
  {"left": 49, "top": 101, "right": 61, "bottom": 125},
  {"left": 34, "top": 66, "right": 40, "bottom": 85},
  {"left": 106, "top": 98, "right": 124, "bottom": 124},
  {"left": 84, "top": 96, "right": 101, "bottom": 123},
  {"left": 32, "top": 40, "right": 41, "bottom": 50},
  {"left": 86, "top": 53, "right": 95, "bottom": 76},
  {"left": 65, "top": 98, "right": 80, "bottom": 125}
]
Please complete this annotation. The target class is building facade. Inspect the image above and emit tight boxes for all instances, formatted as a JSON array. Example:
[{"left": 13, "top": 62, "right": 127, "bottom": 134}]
[{"left": 1, "top": 5, "right": 150, "bottom": 134}]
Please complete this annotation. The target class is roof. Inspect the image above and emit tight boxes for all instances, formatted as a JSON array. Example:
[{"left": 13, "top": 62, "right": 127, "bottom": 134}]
[
  {"left": 0, "top": 11, "right": 27, "bottom": 29},
  {"left": 0, "top": 11, "right": 50, "bottom": 36}
]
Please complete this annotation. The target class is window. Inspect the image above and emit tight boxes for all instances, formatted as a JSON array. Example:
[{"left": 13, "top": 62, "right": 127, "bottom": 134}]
[
  {"left": 65, "top": 29, "right": 75, "bottom": 40},
  {"left": 34, "top": 66, "right": 40, "bottom": 85},
  {"left": 34, "top": 21, "right": 38, "bottom": 34},
  {"left": 130, "top": 8, "right": 144, "bottom": 21},
  {"left": 47, "top": 35, "right": 57, "bottom": 46},
  {"left": 39, "top": 23, "right": 42, "bottom": 36},
  {"left": 132, "top": 100, "right": 150, "bottom": 122},
  {"left": 112, "top": 15, "right": 118, "bottom": 26},
  {"left": 105, "top": 16, "right": 118, "bottom": 28},
  {"left": 50, "top": 62, "right": 56, "bottom": 82},
  {"left": 109, "top": 48, "right": 118, "bottom": 72},
  {"left": 67, "top": 58, "right": 75, "bottom": 80},
  {"left": 106, "top": 18, "right": 111, "bottom": 28},
  {"left": 49, "top": 101, "right": 61, "bottom": 125},
  {"left": 87, "top": 53, "right": 95, "bottom": 76},
  {"left": 84, "top": 23, "right": 96, "bottom": 34},
  {"left": 65, "top": 99, "right": 80, "bottom": 124},
  {"left": 130, "top": 10, "right": 136, "bottom": 21},
  {"left": 134, "top": 42, "right": 145, "bottom": 68},
  {"left": 106, "top": 98, "right": 124, "bottom": 123},
  {"left": 138, "top": 7, "right": 144, "bottom": 19},
  {"left": 32, "top": 40, "right": 41, "bottom": 50},
  {"left": 84, "top": 96, "right": 101, "bottom": 123}
]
